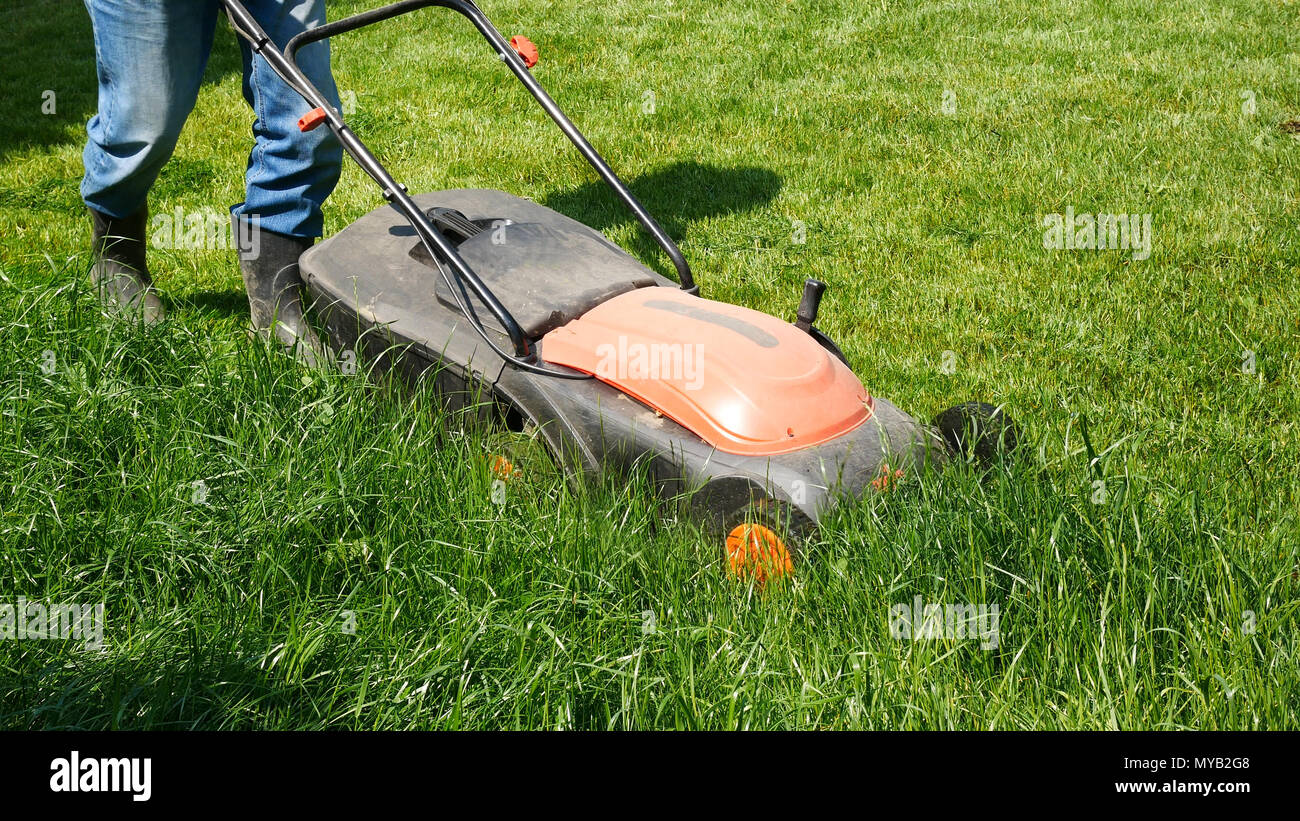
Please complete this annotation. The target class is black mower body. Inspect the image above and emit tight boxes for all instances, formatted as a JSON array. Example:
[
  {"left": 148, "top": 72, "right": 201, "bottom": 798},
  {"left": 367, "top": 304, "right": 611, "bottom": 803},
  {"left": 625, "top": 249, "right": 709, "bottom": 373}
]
[{"left": 301, "top": 190, "right": 945, "bottom": 534}]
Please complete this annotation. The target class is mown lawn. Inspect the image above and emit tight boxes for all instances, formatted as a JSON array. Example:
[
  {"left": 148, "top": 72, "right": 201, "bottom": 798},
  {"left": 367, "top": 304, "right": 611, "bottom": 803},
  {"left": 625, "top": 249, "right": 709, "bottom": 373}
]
[{"left": 0, "top": 0, "right": 1296, "bottom": 729}]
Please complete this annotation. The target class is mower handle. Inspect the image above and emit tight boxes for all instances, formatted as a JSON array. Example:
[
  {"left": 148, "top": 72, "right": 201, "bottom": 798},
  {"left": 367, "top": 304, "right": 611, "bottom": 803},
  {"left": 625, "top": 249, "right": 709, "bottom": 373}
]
[
  {"left": 279, "top": 0, "right": 698, "bottom": 297},
  {"left": 223, "top": 0, "right": 531, "bottom": 357}
]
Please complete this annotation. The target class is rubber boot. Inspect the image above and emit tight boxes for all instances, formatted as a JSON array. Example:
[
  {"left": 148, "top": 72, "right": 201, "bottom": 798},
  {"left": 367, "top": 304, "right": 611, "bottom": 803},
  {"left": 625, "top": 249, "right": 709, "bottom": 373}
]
[
  {"left": 89, "top": 206, "right": 166, "bottom": 324},
  {"left": 233, "top": 215, "right": 330, "bottom": 369}
]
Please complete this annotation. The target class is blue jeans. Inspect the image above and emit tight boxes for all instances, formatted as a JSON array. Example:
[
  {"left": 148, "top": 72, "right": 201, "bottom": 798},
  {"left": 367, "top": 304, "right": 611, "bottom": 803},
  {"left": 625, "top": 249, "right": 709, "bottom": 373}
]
[{"left": 80, "top": 0, "right": 343, "bottom": 239}]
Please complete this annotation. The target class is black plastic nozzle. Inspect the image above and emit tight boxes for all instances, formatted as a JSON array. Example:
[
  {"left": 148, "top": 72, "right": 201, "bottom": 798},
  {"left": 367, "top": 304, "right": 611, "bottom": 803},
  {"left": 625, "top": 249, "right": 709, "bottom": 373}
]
[{"left": 795, "top": 278, "right": 827, "bottom": 333}]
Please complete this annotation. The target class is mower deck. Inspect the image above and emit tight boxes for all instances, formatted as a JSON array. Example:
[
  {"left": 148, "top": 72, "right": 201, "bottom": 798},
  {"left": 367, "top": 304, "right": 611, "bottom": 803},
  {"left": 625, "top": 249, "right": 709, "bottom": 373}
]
[{"left": 301, "top": 190, "right": 946, "bottom": 536}]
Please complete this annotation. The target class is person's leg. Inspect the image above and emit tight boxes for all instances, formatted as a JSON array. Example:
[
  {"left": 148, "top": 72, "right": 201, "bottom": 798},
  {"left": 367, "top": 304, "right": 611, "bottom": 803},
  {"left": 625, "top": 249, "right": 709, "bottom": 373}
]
[
  {"left": 81, "top": 0, "right": 218, "bottom": 322},
  {"left": 233, "top": 0, "right": 342, "bottom": 239},
  {"left": 81, "top": 0, "right": 220, "bottom": 219},
  {"left": 231, "top": 0, "right": 342, "bottom": 367}
]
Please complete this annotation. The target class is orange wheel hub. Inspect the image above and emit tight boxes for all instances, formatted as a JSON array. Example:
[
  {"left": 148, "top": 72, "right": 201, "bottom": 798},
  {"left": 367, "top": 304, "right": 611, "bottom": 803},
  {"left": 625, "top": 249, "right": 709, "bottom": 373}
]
[
  {"left": 490, "top": 454, "right": 520, "bottom": 481},
  {"left": 725, "top": 523, "right": 793, "bottom": 583}
]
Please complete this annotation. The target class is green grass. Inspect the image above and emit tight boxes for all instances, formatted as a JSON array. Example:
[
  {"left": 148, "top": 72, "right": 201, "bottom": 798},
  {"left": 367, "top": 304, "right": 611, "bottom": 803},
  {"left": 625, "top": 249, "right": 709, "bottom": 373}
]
[{"left": 1, "top": 0, "right": 1297, "bottom": 729}]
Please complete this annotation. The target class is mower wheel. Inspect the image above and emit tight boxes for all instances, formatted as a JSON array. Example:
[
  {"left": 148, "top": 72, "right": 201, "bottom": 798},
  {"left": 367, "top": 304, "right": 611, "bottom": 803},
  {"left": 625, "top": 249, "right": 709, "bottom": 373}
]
[
  {"left": 721, "top": 497, "right": 811, "bottom": 584},
  {"left": 932, "top": 402, "right": 1019, "bottom": 467}
]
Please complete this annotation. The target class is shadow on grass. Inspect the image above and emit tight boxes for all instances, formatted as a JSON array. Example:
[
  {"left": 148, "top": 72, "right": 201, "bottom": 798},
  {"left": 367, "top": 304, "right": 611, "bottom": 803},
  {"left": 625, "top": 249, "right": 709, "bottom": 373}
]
[
  {"left": 541, "top": 160, "right": 782, "bottom": 273},
  {"left": 178, "top": 289, "right": 250, "bottom": 321}
]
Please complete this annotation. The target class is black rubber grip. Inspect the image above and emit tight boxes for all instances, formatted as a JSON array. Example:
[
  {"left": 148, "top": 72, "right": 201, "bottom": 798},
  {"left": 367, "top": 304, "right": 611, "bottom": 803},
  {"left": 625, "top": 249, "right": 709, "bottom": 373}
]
[{"left": 796, "top": 278, "right": 826, "bottom": 331}]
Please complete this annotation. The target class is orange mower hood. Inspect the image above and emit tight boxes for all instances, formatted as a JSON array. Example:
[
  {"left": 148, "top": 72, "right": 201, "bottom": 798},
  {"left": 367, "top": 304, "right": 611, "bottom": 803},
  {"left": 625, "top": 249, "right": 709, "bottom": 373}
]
[{"left": 540, "top": 286, "right": 873, "bottom": 456}]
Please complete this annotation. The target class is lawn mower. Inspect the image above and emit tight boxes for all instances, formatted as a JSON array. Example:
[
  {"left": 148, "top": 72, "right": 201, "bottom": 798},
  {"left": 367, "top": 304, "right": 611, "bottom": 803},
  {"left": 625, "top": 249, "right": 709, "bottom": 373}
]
[{"left": 221, "top": 0, "right": 1015, "bottom": 578}]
